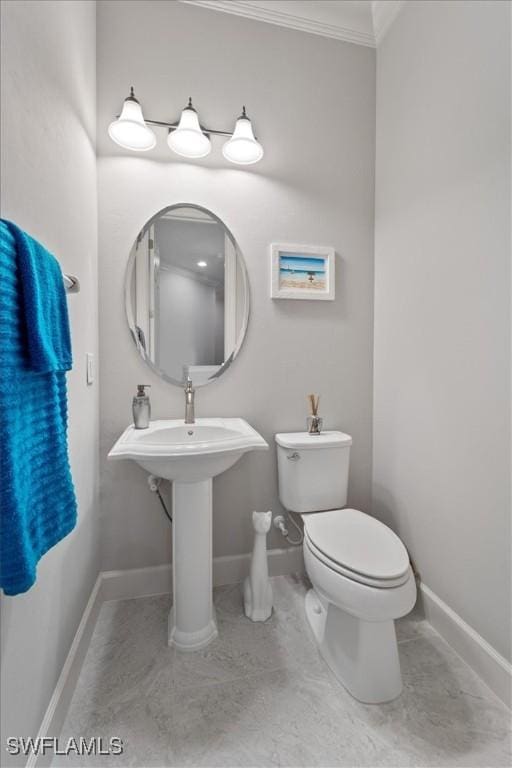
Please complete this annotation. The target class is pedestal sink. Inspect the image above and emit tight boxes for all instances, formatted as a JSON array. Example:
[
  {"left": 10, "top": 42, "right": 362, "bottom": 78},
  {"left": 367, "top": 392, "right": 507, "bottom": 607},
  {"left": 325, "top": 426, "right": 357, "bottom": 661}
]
[{"left": 108, "top": 418, "right": 268, "bottom": 650}]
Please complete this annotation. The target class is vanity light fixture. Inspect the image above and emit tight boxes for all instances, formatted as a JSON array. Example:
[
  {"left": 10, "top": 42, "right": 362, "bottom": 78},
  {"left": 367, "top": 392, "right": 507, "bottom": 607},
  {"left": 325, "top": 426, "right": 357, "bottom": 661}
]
[
  {"left": 197, "top": 261, "right": 207, "bottom": 268},
  {"left": 108, "top": 87, "right": 263, "bottom": 164}
]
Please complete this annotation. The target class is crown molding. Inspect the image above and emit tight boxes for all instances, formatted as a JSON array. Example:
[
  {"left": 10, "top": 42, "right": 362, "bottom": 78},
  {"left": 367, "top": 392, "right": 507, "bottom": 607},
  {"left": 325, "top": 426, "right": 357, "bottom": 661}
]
[
  {"left": 372, "top": 0, "right": 405, "bottom": 45},
  {"left": 181, "top": 1, "right": 376, "bottom": 48}
]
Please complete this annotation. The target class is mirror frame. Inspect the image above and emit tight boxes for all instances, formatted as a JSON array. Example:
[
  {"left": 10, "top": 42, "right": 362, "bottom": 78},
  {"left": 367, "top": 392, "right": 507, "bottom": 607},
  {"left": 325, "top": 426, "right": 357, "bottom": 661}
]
[{"left": 125, "top": 203, "right": 250, "bottom": 388}]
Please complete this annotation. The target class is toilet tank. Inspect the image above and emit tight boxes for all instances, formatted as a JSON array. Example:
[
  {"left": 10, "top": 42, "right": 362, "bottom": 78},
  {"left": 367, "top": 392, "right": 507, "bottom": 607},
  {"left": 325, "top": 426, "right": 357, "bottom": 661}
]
[{"left": 275, "top": 431, "right": 352, "bottom": 514}]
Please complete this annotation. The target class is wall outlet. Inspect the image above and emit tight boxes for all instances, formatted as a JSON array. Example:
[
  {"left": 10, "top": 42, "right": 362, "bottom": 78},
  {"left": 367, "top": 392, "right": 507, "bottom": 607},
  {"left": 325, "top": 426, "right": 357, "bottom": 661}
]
[{"left": 86, "top": 353, "right": 94, "bottom": 385}]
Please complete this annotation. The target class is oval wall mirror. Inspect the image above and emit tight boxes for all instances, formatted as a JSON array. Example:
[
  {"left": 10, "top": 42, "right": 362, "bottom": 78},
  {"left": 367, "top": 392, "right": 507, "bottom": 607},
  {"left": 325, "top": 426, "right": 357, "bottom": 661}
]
[{"left": 125, "top": 204, "right": 249, "bottom": 387}]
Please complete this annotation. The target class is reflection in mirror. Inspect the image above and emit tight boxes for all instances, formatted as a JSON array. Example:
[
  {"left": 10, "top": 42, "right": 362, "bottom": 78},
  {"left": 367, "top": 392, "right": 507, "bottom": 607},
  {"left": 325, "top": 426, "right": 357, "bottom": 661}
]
[{"left": 126, "top": 205, "right": 249, "bottom": 387}]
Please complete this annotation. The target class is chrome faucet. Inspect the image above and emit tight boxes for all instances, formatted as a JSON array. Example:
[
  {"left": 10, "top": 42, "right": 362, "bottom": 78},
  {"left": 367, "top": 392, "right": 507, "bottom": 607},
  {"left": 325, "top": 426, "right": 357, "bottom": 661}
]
[{"left": 184, "top": 377, "right": 195, "bottom": 424}]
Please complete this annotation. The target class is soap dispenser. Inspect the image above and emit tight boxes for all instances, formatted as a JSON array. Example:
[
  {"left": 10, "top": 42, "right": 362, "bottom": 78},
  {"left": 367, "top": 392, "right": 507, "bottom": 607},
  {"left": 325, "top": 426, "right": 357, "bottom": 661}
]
[{"left": 133, "top": 385, "right": 151, "bottom": 429}]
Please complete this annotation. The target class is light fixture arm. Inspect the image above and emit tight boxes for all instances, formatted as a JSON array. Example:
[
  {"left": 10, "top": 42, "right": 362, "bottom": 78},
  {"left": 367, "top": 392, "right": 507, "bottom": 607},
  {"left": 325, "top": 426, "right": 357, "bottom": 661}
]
[
  {"left": 113, "top": 116, "right": 259, "bottom": 140},
  {"left": 115, "top": 101, "right": 257, "bottom": 138},
  {"left": 144, "top": 118, "right": 234, "bottom": 138}
]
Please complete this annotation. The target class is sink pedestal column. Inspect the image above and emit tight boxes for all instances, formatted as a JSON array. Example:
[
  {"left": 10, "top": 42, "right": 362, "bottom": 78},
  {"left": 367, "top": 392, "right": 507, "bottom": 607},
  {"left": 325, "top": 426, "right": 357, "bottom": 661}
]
[{"left": 168, "top": 479, "right": 218, "bottom": 650}]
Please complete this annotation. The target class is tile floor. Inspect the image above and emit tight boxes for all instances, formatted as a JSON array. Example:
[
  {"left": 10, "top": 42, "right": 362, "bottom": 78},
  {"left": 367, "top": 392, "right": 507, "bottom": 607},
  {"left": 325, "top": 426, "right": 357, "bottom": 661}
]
[{"left": 53, "top": 575, "right": 511, "bottom": 767}]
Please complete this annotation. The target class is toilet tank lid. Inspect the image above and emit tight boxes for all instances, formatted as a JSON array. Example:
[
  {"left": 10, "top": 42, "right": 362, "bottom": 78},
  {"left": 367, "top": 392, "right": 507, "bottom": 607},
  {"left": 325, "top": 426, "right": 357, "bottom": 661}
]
[{"left": 275, "top": 431, "right": 352, "bottom": 450}]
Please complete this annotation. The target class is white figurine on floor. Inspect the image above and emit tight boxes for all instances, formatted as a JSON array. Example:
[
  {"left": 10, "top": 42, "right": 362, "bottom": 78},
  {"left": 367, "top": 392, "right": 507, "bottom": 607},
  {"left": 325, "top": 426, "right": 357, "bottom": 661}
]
[{"left": 244, "top": 510, "right": 273, "bottom": 622}]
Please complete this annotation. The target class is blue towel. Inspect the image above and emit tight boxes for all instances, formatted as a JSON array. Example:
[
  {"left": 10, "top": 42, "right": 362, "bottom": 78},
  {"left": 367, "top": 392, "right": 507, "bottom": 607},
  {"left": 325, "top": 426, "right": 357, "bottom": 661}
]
[{"left": 0, "top": 220, "right": 77, "bottom": 595}]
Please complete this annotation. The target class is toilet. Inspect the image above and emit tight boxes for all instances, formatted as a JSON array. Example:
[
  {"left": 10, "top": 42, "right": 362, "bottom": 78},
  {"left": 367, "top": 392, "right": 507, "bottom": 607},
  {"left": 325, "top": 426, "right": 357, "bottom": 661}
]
[{"left": 275, "top": 431, "right": 416, "bottom": 704}]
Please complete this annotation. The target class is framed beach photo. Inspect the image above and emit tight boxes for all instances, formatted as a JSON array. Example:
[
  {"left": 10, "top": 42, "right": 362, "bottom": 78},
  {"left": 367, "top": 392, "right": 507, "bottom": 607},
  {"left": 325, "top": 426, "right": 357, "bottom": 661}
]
[{"left": 270, "top": 243, "right": 335, "bottom": 300}]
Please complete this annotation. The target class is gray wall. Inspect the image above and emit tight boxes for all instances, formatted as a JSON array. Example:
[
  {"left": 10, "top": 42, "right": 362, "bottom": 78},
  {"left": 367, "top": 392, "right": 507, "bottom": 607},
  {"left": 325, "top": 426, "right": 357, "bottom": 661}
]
[
  {"left": 0, "top": 0, "right": 99, "bottom": 758},
  {"left": 373, "top": 0, "right": 511, "bottom": 661},
  {"left": 97, "top": 0, "right": 375, "bottom": 570}
]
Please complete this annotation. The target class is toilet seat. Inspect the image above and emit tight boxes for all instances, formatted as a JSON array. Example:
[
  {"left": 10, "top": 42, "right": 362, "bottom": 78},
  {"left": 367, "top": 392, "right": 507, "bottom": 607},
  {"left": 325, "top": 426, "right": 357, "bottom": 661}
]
[
  {"left": 305, "top": 534, "right": 410, "bottom": 588},
  {"left": 304, "top": 508, "right": 410, "bottom": 589}
]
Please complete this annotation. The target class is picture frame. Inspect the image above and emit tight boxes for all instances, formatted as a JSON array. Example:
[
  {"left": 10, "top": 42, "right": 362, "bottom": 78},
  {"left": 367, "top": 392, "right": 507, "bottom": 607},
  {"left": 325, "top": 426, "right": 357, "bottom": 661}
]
[{"left": 270, "top": 243, "right": 335, "bottom": 300}]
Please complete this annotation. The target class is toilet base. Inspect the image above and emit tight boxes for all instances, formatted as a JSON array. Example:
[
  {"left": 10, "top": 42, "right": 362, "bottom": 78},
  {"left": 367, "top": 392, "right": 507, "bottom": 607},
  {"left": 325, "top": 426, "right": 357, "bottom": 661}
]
[{"left": 305, "top": 589, "right": 403, "bottom": 704}]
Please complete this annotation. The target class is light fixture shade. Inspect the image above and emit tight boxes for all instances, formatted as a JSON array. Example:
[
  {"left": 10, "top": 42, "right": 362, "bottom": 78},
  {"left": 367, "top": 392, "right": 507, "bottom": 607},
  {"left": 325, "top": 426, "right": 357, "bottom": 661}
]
[
  {"left": 167, "top": 99, "right": 211, "bottom": 158},
  {"left": 108, "top": 87, "right": 156, "bottom": 151},
  {"left": 222, "top": 107, "right": 263, "bottom": 165}
]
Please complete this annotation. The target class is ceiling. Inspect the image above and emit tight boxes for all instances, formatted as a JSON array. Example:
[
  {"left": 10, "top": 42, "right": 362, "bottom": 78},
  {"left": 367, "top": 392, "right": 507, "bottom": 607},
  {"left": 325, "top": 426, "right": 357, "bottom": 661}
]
[{"left": 181, "top": 1, "right": 405, "bottom": 47}]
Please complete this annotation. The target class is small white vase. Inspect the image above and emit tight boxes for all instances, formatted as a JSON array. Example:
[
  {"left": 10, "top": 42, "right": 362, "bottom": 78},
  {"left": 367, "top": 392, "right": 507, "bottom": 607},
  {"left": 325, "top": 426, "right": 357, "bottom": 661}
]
[{"left": 244, "top": 510, "right": 273, "bottom": 622}]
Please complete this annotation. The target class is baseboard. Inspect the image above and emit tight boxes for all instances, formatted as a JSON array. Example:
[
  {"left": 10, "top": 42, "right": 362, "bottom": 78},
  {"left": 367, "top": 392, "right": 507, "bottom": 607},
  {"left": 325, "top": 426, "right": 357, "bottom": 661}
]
[
  {"left": 101, "top": 546, "right": 305, "bottom": 601},
  {"left": 100, "top": 563, "right": 171, "bottom": 602},
  {"left": 29, "top": 546, "right": 304, "bottom": 765},
  {"left": 420, "top": 582, "right": 511, "bottom": 709},
  {"left": 214, "top": 546, "right": 304, "bottom": 585},
  {"left": 28, "top": 575, "right": 104, "bottom": 768}
]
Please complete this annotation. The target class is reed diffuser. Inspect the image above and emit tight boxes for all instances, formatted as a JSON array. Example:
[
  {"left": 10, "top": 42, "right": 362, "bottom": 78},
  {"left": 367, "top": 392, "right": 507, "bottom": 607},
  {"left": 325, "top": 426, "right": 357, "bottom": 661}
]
[{"left": 307, "top": 394, "right": 323, "bottom": 435}]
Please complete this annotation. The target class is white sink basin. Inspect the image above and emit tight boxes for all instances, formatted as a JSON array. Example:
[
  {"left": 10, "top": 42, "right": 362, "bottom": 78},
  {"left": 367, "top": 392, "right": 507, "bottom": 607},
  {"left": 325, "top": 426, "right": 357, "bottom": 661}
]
[
  {"left": 108, "top": 417, "right": 268, "bottom": 482},
  {"left": 108, "top": 417, "right": 268, "bottom": 651}
]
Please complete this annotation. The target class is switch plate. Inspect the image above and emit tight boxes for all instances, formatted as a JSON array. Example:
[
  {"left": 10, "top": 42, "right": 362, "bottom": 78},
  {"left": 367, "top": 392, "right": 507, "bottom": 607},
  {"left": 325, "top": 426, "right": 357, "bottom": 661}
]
[{"left": 86, "top": 353, "right": 94, "bottom": 385}]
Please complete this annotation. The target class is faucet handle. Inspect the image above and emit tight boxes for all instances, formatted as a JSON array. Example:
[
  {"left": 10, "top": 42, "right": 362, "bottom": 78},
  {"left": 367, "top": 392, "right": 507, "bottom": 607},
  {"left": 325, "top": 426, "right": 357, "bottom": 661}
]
[{"left": 185, "top": 376, "right": 194, "bottom": 392}]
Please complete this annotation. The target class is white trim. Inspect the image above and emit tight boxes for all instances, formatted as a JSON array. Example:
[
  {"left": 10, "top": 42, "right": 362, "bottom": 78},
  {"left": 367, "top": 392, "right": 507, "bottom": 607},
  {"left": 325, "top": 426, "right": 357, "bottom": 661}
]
[
  {"left": 27, "top": 575, "right": 104, "bottom": 768},
  {"left": 181, "top": 1, "right": 376, "bottom": 48},
  {"left": 371, "top": 0, "right": 406, "bottom": 45},
  {"left": 101, "top": 546, "right": 304, "bottom": 601},
  {"left": 215, "top": 546, "right": 304, "bottom": 585},
  {"left": 29, "top": 547, "right": 304, "bottom": 765},
  {"left": 420, "top": 583, "right": 511, "bottom": 709},
  {"left": 101, "top": 563, "right": 172, "bottom": 602}
]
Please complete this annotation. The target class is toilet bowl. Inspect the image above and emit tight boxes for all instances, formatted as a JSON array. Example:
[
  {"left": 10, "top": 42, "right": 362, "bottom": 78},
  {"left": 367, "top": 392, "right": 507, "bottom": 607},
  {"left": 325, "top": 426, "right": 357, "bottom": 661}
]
[
  {"left": 275, "top": 431, "right": 417, "bottom": 704},
  {"left": 303, "top": 508, "right": 416, "bottom": 703}
]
